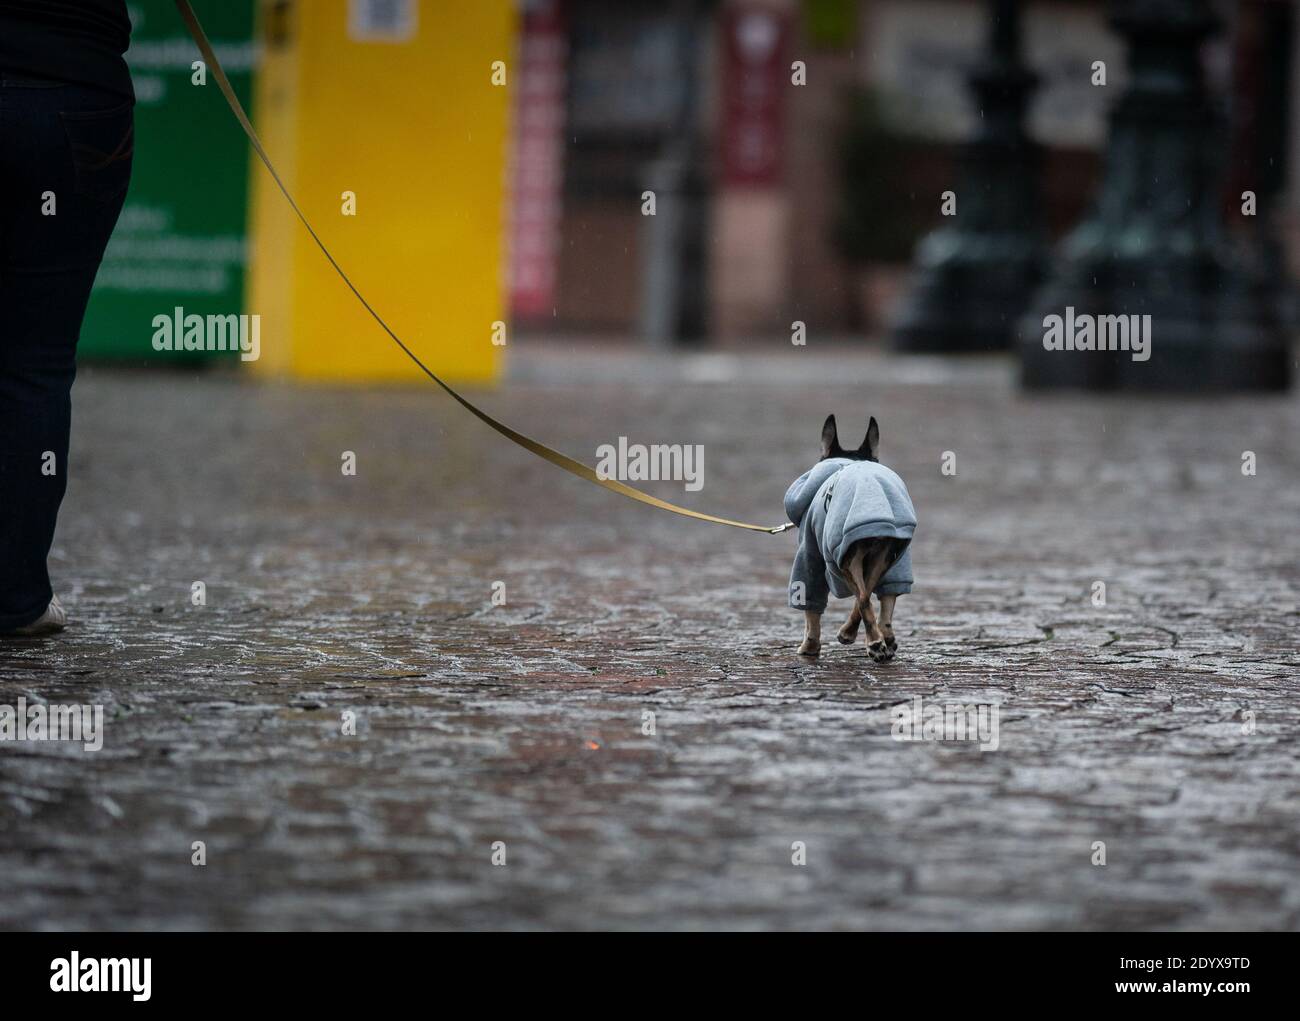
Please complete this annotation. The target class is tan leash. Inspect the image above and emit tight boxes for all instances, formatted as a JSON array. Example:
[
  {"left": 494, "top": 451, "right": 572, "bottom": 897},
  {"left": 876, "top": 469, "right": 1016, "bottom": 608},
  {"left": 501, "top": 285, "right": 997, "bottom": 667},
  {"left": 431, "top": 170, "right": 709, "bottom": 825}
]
[{"left": 173, "top": 1, "right": 792, "bottom": 535}]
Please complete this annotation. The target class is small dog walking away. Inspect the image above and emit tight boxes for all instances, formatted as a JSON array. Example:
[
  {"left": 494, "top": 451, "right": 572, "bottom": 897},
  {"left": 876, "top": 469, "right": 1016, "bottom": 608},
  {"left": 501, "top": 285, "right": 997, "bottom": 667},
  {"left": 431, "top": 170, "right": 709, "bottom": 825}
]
[{"left": 784, "top": 415, "right": 916, "bottom": 663}]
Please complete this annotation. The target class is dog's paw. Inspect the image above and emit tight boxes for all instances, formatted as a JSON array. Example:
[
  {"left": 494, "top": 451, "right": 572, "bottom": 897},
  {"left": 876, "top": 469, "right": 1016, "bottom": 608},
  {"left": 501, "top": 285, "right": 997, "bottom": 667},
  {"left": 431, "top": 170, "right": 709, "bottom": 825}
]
[
  {"left": 867, "top": 639, "right": 894, "bottom": 663},
  {"left": 797, "top": 638, "right": 821, "bottom": 657},
  {"left": 836, "top": 623, "right": 859, "bottom": 645}
]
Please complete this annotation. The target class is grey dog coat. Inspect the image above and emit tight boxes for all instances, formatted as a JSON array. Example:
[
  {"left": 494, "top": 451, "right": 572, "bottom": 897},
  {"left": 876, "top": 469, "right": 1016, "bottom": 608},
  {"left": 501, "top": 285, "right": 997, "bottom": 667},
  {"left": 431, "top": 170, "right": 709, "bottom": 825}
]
[{"left": 784, "top": 458, "right": 916, "bottom": 612}]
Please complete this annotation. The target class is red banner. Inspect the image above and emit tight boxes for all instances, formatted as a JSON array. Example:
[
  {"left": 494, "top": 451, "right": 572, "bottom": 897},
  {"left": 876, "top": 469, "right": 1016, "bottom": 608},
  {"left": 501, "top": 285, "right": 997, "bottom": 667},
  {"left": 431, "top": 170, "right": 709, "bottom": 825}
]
[
  {"left": 509, "top": 0, "right": 568, "bottom": 319},
  {"left": 720, "top": 5, "right": 790, "bottom": 187}
]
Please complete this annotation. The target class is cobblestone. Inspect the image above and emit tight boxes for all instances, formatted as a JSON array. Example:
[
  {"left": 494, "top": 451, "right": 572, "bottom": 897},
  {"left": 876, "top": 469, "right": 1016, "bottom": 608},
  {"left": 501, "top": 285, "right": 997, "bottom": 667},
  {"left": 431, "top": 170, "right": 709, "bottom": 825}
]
[{"left": 1, "top": 346, "right": 1297, "bottom": 930}]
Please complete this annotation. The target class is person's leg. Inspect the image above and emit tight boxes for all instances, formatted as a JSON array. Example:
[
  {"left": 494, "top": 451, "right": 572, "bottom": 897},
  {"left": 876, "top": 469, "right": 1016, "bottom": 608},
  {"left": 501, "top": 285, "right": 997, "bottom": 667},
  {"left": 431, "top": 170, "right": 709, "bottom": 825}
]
[{"left": 0, "top": 77, "right": 132, "bottom": 630}]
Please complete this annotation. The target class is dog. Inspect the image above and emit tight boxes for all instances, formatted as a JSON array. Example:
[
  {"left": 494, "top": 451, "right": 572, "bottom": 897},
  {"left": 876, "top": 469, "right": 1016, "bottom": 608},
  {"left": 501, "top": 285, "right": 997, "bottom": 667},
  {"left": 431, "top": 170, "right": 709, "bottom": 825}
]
[{"left": 784, "top": 415, "right": 916, "bottom": 663}]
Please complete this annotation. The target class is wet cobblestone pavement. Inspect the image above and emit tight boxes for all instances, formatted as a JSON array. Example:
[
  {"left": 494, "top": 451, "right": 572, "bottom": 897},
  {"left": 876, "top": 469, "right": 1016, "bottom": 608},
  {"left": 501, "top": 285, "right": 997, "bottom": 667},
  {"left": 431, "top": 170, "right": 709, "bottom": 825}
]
[{"left": 2, "top": 347, "right": 1298, "bottom": 930}]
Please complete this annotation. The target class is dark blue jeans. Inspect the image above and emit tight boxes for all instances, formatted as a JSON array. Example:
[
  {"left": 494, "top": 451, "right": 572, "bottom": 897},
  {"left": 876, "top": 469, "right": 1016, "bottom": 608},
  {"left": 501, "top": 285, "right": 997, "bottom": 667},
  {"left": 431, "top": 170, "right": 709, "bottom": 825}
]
[{"left": 0, "top": 73, "right": 132, "bottom": 629}]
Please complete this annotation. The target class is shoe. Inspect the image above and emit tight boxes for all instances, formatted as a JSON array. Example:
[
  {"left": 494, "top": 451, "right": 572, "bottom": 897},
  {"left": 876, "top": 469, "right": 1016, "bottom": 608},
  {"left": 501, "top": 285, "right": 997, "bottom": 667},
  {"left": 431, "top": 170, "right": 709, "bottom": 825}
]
[{"left": 5, "top": 595, "right": 67, "bottom": 637}]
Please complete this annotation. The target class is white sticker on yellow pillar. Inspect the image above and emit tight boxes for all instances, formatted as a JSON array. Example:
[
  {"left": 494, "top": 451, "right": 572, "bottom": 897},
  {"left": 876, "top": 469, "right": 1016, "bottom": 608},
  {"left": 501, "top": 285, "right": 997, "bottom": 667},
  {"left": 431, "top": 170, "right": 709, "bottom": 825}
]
[{"left": 348, "top": 0, "right": 417, "bottom": 43}]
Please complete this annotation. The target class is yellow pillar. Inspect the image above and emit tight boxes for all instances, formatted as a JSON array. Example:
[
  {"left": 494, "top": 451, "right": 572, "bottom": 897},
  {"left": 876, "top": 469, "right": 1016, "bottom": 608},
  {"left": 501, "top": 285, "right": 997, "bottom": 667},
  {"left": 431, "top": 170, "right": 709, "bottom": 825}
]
[{"left": 247, "top": 0, "right": 513, "bottom": 383}]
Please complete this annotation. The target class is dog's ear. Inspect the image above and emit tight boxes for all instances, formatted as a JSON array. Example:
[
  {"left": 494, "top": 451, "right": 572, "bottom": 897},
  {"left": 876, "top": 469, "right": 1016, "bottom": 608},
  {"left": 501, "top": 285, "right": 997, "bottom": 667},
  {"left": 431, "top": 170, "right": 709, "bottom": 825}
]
[
  {"left": 859, "top": 417, "right": 880, "bottom": 460},
  {"left": 821, "top": 414, "right": 843, "bottom": 459}
]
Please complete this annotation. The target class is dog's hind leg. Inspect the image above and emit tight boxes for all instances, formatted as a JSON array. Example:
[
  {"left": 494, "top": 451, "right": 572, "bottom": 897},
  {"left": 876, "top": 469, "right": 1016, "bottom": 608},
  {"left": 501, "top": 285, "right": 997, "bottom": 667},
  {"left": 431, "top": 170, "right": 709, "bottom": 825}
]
[
  {"left": 797, "top": 610, "right": 822, "bottom": 657},
  {"left": 878, "top": 594, "right": 898, "bottom": 653},
  {"left": 837, "top": 601, "right": 861, "bottom": 645},
  {"left": 848, "top": 542, "right": 894, "bottom": 663}
]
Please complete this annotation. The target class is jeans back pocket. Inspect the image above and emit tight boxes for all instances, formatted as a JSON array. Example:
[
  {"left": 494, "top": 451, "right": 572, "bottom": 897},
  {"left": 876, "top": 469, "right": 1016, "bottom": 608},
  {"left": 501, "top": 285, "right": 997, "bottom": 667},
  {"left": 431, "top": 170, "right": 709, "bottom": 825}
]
[{"left": 59, "top": 99, "right": 135, "bottom": 204}]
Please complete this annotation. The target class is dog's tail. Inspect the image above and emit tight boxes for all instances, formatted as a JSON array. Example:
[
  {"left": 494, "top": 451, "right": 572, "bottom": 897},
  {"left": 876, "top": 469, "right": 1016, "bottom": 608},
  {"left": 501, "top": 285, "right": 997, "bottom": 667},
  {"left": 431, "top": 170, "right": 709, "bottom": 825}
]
[{"left": 843, "top": 538, "right": 908, "bottom": 602}]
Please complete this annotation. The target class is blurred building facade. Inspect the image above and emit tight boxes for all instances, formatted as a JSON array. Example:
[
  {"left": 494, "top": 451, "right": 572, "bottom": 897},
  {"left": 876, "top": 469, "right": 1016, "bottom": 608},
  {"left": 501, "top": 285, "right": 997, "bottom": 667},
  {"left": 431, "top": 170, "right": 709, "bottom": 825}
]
[{"left": 507, "top": 0, "right": 1300, "bottom": 343}]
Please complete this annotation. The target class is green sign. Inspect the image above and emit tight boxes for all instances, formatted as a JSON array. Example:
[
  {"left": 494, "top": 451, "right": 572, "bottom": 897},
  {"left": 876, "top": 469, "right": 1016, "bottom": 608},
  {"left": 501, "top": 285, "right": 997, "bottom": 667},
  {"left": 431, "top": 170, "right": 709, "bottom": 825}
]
[
  {"left": 803, "top": 0, "right": 856, "bottom": 50},
  {"left": 81, "top": 0, "right": 257, "bottom": 361}
]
